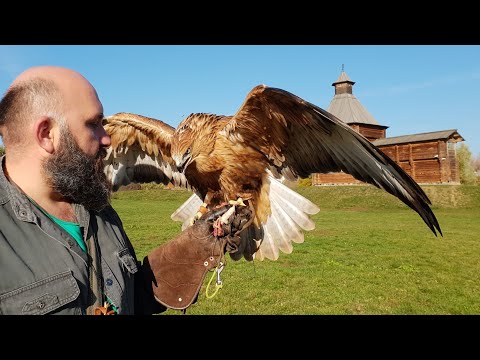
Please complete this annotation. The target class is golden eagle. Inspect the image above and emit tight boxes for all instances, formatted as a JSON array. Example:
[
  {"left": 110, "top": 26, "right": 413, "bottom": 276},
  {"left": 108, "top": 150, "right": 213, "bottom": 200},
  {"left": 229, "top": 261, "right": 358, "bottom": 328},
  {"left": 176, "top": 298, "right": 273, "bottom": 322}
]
[{"left": 103, "top": 84, "right": 442, "bottom": 261}]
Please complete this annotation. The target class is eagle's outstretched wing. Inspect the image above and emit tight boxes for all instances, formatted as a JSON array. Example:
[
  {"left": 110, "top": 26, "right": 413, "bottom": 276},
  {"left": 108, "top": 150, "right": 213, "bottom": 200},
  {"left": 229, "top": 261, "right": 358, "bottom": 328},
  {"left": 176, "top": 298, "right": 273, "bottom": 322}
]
[
  {"left": 103, "top": 112, "right": 191, "bottom": 191},
  {"left": 222, "top": 84, "right": 442, "bottom": 237}
]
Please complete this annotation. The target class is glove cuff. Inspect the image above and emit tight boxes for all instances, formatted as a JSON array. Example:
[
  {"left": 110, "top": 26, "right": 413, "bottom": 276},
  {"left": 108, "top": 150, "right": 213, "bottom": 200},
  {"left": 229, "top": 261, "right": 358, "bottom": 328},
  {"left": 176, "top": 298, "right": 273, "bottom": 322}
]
[{"left": 145, "top": 221, "right": 226, "bottom": 311}]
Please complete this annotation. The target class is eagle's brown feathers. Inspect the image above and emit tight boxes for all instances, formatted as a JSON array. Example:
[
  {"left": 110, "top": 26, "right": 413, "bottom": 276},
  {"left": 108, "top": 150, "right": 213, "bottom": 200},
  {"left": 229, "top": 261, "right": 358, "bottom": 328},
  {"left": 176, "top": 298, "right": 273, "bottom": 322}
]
[{"left": 103, "top": 84, "right": 442, "bottom": 261}]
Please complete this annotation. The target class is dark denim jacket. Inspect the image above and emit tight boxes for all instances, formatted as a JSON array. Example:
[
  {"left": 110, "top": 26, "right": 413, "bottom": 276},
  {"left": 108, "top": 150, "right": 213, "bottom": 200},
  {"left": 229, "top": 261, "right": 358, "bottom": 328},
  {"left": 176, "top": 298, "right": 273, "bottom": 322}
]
[{"left": 0, "top": 155, "right": 140, "bottom": 314}]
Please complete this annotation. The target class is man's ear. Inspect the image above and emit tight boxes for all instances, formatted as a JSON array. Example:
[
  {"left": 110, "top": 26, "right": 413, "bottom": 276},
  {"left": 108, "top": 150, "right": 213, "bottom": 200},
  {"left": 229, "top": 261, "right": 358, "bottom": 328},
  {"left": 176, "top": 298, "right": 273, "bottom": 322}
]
[{"left": 34, "top": 116, "right": 56, "bottom": 154}]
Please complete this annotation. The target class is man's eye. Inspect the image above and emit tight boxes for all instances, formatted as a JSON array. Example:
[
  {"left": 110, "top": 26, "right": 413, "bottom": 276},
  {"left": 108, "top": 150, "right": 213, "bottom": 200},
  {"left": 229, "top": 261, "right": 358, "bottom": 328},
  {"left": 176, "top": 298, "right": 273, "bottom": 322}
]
[{"left": 88, "top": 121, "right": 102, "bottom": 128}]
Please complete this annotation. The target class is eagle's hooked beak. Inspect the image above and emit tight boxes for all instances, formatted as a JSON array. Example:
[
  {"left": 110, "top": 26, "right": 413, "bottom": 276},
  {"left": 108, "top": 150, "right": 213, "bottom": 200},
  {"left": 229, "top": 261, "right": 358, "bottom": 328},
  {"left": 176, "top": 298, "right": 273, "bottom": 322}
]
[{"left": 174, "top": 150, "right": 192, "bottom": 173}]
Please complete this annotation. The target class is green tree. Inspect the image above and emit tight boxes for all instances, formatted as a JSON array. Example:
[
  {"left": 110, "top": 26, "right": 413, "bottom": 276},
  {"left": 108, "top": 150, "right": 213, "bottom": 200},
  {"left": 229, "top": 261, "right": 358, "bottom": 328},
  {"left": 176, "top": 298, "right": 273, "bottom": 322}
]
[
  {"left": 0, "top": 146, "right": 4, "bottom": 156},
  {"left": 473, "top": 153, "right": 480, "bottom": 172},
  {"left": 457, "top": 143, "right": 477, "bottom": 185},
  {"left": 472, "top": 152, "right": 480, "bottom": 185}
]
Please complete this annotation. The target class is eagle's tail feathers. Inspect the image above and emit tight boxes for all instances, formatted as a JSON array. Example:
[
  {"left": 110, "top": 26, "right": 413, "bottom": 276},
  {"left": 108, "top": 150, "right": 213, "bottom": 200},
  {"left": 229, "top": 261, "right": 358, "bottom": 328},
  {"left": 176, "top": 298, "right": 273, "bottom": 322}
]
[
  {"left": 269, "top": 176, "right": 320, "bottom": 214},
  {"left": 253, "top": 243, "right": 264, "bottom": 261},
  {"left": 255, "top": 175, "right": 318, "bottom": 261},
  {"left": 270, "top": 196, "right": 305, "bottom": 244},
  {"left": 257, "top": 230, "right": 280, "bottom": 261},
  {"left": 266, "top": 203, "right": 294, "bottom": 254},
  {"left": 270, "top": 190, "right": 316, "bottom": 231}
]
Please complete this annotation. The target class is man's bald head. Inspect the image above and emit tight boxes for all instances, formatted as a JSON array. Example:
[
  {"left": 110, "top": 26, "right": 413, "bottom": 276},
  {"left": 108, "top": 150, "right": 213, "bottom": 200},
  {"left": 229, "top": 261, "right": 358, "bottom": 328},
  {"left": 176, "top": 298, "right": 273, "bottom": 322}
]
[
  {"left": 11, "top": 65, "right": 91, "bottom": 89},
  {"left": 0, "top": 66, "right": 102, "bottom": 151}
]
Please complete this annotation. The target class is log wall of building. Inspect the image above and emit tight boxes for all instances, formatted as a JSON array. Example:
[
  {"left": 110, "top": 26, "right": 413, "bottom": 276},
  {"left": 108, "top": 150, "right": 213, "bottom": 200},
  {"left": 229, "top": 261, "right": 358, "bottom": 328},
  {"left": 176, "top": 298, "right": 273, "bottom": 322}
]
[
  {"left": 312, "top": 139, "right": 460, "bottom": 185},
  {"left": 350, "top": 124, "right": 386, "bottom": 141},
  {"left": 312, "top": 172, "right": 363, "bottom": 185},
  {"left": 376, "top": 140, "right": 447, "bottom": 184}
]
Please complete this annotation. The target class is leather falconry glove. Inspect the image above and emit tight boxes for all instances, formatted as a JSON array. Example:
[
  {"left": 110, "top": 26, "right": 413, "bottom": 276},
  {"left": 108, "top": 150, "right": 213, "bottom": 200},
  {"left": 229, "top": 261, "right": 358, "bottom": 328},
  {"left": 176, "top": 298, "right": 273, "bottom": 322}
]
[{"left": 142, "top": 204, "right": 253, "bottom": 312}]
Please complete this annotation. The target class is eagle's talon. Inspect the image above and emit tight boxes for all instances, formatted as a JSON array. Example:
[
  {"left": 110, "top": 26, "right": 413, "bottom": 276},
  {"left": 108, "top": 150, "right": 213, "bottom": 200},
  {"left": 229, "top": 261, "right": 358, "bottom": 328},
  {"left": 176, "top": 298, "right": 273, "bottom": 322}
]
[{"left": 228, "top": 197, "right": 246, "bottom": 207}]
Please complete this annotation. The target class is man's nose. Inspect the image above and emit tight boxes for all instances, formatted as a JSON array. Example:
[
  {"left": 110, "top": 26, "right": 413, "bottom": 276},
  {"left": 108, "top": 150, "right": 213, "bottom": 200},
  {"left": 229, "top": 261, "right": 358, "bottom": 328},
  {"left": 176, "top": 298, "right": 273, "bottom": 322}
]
[{"left": 100, "top": 126, "right": 111, "bottom": 147}]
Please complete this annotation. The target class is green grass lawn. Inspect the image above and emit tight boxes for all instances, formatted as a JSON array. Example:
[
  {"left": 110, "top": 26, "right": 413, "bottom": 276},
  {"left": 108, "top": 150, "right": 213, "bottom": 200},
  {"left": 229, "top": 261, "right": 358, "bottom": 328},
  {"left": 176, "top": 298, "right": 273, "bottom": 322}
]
[{"left": 111, "top": 184, "right": 480, "bottom": 315}]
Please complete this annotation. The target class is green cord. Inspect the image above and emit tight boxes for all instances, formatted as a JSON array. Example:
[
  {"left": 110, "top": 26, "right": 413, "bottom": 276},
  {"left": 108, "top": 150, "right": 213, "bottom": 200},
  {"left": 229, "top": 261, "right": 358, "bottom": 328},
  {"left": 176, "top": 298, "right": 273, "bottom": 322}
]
[{"left": 205, "top": 266, "right": 223, "bottom": 299}]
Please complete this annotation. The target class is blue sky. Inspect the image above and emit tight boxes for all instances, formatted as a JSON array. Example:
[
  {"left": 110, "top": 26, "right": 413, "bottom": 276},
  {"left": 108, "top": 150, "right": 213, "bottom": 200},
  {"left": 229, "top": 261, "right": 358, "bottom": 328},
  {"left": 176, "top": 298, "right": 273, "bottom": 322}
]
[{"left": 0, "top": 45, "right": 479, "bottom": 156}]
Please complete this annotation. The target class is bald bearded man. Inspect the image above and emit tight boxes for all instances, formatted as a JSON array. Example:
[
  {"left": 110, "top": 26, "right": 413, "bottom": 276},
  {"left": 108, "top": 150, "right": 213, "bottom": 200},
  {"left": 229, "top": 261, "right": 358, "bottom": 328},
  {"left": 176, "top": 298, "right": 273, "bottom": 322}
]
[{"left": 0, "top": 66, "right": 244, "bottom": 315}]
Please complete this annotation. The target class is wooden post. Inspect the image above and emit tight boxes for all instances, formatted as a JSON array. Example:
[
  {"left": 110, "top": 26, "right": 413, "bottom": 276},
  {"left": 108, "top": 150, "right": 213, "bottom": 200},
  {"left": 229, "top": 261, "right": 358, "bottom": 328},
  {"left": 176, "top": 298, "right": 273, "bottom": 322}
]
[
  {"left": 437, "top": 140, "right": 445, "bottom": 183},
  {"left": 409, "top": 144, "right": 416, "bottom": 179}
]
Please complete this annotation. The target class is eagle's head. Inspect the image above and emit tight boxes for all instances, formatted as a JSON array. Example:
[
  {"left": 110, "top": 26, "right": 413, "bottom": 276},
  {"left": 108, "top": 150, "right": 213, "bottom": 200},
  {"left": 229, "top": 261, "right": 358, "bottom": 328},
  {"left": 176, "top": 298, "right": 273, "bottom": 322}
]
[{"left": 171, "top": 113, "right": 219, "bottom": 172}]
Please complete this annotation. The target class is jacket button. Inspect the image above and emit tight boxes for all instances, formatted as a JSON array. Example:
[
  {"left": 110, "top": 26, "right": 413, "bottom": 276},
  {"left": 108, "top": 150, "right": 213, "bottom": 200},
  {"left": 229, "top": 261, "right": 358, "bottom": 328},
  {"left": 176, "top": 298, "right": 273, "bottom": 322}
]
[
  {"left": 37, "top": 301, "right": 45, "bottom": 309},
  {"left": 106, "top": 278, "right": 113, "bottom": 286},
  {"left": 67, "top": 240, "right": 74, "bottom": 247},
  {"left": 20, "top": 210, "right": 27, "bottom": 217}
]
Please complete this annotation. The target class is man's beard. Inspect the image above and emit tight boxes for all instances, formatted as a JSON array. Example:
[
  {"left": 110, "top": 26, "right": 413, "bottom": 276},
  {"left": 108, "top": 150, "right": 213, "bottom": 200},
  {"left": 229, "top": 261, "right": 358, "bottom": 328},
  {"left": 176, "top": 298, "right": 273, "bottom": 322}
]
[{"left": 42, "top": 126, "right": 111, "bottom": 211}]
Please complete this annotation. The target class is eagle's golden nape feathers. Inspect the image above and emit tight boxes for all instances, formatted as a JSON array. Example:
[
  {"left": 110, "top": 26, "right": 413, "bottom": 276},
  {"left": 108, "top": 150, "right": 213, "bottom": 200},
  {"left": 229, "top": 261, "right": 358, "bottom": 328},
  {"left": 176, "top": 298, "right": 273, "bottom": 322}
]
[{"left": 103, "top": 83, "right": 442, "bottom": 262}]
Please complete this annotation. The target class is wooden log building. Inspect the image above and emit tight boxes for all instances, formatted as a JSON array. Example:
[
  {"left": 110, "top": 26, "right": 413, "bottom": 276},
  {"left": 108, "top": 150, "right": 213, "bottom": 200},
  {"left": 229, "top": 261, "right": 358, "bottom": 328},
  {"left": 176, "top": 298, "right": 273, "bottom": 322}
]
[{"left": 312, "top": 70, "right": 464, "bottom": 185}]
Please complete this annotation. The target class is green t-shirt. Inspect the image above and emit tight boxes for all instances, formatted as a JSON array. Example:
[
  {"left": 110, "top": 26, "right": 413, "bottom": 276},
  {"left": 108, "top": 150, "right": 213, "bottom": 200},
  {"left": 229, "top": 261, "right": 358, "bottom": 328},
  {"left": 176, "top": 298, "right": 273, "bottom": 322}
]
[
  {"left": 47, "top": 214, "right": 86, "bottom": 252},
  {"left": 26, "top": 196, "right": 86, "bottom": 252}
]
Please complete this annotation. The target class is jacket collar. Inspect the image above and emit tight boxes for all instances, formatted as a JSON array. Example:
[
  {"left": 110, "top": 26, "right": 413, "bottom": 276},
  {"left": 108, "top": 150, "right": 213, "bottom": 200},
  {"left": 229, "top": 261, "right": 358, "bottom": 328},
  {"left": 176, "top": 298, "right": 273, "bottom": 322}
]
[{"left": 0, "top": 155, "right": 36, "bottom": 222}]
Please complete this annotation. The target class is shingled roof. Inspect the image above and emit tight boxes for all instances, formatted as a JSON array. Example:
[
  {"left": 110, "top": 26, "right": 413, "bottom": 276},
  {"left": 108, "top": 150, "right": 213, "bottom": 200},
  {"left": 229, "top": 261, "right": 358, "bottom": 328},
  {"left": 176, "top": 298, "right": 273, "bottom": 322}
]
[
  {"left": 333, "top": 71, "right": 354, "bottom": 85},
  {"left": 327, "top": 70, "right": 384, "bottom": 127},
  {"left": 372, "top": 129, "right": 464, "bottom": 146}
]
